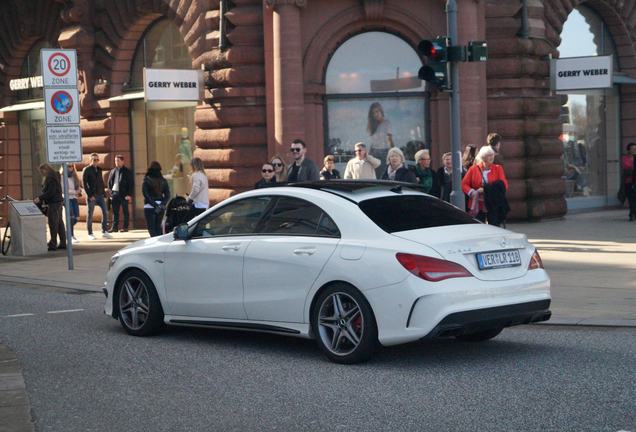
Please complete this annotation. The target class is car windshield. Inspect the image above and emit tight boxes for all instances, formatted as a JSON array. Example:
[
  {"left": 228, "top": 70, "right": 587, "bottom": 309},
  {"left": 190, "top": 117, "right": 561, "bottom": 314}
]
[{"left": 359, "top": 195, "right": 478, "bottom": 233}]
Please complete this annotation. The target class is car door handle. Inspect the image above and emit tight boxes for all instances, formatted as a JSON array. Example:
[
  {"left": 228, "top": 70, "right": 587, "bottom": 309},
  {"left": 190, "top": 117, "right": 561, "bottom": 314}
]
[
  {"left": 222, "top": 244, "right": 241, "bottom": 252},
  {"left": 293, "top": 248, "right": 316, "bottom": 256}
]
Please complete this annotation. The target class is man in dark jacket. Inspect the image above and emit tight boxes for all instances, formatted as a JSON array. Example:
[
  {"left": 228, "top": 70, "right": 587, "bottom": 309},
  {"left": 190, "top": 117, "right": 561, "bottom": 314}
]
[
  {"left": 287, "top": 139, "right": 320, "bottom": 182},
  {"left": 83, "top": 153, "right": 111, "bottom": 239},
  {"left": 33, "top": 164, "right": 65, "bottom": 251},
  {"left": 107, "top": 154, "right": 134, "bottom": 232}
]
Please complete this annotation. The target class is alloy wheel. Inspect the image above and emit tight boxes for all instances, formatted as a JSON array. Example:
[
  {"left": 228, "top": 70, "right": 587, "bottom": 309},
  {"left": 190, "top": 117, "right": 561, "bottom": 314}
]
[
  {"left": 119, "top": 276, "right": 151, "bottom": 331},
  {"left": 318, "top": 292, "right": 364, "bottom": 356}
]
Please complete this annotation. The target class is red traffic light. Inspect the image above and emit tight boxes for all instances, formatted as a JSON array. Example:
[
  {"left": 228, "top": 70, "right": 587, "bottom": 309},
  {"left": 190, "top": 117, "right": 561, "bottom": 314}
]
[{"left": 418, "top": 38, "right": 447, "bottom": 61}]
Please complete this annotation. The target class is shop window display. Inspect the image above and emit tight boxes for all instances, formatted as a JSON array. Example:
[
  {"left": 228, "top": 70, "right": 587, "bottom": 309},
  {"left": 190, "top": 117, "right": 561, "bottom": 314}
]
[
  {"left": 325, "top": 32, "right": 427, "bottom": 174},
  {"left": 559, "top": 7, "right": 619, "bottom": 201},
  {"left": 129, "top": 18, "right": 196, "bottom": 218},
  {"left": 18, "top": 40, "right": 52, "bottom": 199}
]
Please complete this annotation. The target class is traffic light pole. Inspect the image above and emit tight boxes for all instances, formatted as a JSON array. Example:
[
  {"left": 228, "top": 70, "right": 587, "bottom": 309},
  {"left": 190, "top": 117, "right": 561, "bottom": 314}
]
[{"left": 446, "top": 0, "right": 464, "bottom": 210}]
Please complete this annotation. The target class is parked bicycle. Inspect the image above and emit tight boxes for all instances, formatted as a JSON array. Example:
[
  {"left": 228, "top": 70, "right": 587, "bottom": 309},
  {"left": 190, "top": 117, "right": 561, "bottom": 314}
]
[{"left": 1, "top": 195, "right": 15, "bottom": 255}]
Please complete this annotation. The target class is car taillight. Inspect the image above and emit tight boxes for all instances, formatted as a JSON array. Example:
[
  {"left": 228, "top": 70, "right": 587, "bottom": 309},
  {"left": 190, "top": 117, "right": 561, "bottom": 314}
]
[
  {"left": 396, "top": 253, "right": 472, "bottom": 282},
  {"left": 528, "top": 249, "right": 544, "bottom": 270}
]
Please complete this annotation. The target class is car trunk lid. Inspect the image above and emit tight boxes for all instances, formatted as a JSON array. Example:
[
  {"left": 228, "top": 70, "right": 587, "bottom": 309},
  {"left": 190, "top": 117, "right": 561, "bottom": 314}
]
[{"left": 392, "top": 224, "right": 532, "bottom": 281}]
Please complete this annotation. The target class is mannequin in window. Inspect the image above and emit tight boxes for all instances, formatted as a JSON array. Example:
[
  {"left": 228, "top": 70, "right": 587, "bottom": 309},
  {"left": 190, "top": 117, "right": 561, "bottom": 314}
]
[
  {"left": 178, "top": 127, "right": 193, "bottom": 171},
  {"left": 170, "top": 153, "right": 187, "bottom": 197}
]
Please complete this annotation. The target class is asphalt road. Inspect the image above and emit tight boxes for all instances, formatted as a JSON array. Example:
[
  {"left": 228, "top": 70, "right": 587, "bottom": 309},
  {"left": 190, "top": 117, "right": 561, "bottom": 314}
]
[{"left": 1, "top": 282, "right": 635, "bottom": 432}]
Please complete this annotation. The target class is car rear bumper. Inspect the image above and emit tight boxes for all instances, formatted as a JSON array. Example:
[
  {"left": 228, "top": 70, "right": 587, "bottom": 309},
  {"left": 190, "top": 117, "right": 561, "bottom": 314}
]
[
  {"left": 365, "top": 269, "right": 551, "bottom": 346},
  {"left": 423, "top": 299, "right": 551, "bottom": 339}
]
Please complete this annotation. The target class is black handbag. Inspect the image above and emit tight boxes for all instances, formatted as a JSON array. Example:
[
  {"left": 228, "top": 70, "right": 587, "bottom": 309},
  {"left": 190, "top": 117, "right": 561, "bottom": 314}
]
[
  {"left": 617, "top": 183, "right": 626, "bottom": 204},
  {"left": 36, "top": 201, "right": 48, "bottom": 216}
]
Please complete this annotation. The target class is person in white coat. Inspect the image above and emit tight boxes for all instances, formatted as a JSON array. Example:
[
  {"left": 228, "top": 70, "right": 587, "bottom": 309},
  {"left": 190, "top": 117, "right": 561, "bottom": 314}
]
[
  {"left": 188, "top": 157, "right": 209, "bottom": 217},
  {"left": 344, "top": 142, "right": 381, "bottom": 180}
]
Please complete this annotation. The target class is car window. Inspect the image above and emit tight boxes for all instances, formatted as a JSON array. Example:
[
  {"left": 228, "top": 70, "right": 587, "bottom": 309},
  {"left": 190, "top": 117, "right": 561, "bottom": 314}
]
[
  {"left": 258, "top": 197, "right": 340, "bottom": 237},
  {"left": 359, "top": 195, "right": 478, "bottom": 233},
  {"left": 192, "top": 197, "right": 272, "bottom": 238}
]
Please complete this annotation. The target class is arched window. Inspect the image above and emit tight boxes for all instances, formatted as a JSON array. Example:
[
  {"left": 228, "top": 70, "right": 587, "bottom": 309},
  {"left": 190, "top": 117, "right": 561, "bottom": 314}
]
[
  {"left": 129, "top": 19, "right": 191, "bottom": 88},
  {"left": 17, "top": 40, "right": 51, "bottom": 101},
  {"left": 559, "top": 6, "right": 619, "bottom": 204},
  {"left": 325, "top": 32, "right": 427, "bottom": 171},
  {"left": 128, "top": 18, "right": 196, "bottom": 212}
]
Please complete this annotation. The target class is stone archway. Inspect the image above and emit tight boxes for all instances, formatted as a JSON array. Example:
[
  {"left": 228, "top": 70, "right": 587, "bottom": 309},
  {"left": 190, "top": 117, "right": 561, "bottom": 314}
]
[
  {"left": 545, "top": 0, "right": 636, "bottom": 148},
  {"left": 485, "top": 0, "right": 636, "bottom": 220},
  {"left": 301, "top": 4, "right": 442, "bottom": 166},
  {"left": 105, "top": 0, "right": 267, "bottom": 205}
]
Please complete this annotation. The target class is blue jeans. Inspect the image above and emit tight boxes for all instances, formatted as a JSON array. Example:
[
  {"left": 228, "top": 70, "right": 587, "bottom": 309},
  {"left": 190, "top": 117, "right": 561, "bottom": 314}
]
[
  {"left": 87, "top": 194, "right": 108, "bottom": 235},
  {"left": 68, "top": 198, "right": 79, "bottom": 236},
  {"left": 144, "top": 208, "right": 164, "bottom": 237}
]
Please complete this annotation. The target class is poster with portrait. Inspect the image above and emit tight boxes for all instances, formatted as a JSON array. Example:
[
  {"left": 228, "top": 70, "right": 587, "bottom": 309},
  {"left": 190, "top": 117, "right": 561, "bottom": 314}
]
[{"left": 326, "top": 97, "right": 426, "bottom": 170}]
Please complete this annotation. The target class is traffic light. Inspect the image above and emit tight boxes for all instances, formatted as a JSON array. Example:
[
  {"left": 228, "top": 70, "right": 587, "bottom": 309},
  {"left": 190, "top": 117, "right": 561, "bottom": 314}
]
[{"left": 418, "top": 37, "right": 450, "bottom": 90}]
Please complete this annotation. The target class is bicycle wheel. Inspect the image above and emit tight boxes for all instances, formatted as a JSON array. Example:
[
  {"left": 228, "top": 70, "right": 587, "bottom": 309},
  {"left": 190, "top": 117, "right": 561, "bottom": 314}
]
[{"left": 1, "top": 222, "right": 11, "bottom": 255}]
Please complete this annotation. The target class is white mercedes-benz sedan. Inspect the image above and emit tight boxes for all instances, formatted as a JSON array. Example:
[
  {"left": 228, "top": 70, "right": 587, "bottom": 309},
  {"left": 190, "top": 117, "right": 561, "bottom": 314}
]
[{"left": 103, "top": 181, "right": 551, "bottom": 364}]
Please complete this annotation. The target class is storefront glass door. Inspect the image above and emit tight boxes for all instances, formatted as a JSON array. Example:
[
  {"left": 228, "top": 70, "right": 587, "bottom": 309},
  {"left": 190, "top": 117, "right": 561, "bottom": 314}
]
[
  {"left": 18, "top": 109, "right": 46, "bottom": 199},
  {"left": 131, "top": 100, "right": 196, "bottom": 218}
]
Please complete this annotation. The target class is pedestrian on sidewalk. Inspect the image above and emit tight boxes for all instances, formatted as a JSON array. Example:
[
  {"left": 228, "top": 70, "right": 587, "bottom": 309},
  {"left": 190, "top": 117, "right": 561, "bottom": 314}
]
[
  {"left": 486, "top": 132, "right": 504, "bottom": 165},
  {"left": 381, "top": 147, "right": 417, "bottom": 183},
  {"left": 142, "top": 161, "right": 170, "bottom": 237},
  {"left": 436, "top": 152, "right": 457, "bottom": 203},
  {"left": 188, "top": 157, "right": 209, "bottom": 216},
  {"left": 270, "top": 155, "right": 288, "bottom": 183},
  {"left": 107, "top": 154, "right": 133, "bottom": 232},
  {"left": 462, "top": 146, "right": 509, "bottom": 226},
  {"left": 320, "top": 155, "right": 340, "bottom": 180},
  {"left": 462, "top": 144, "right": 477, "bottom": 172},
  {"left": 255, "top": 162, "right": 277, "bottom": 189},
  {"left": 83, "top": 153, "right": 111, "bottom": 240},
  {"left": 414, "top": 149, "right": 439, "bottom": 196},
  {"left": 34, "top": 164, "right": 66, "bottom": 251},
  {"left": 62, "top": 163, "right": 82, "bottom": 242},
  {"left": 344, "top": 142, "right": 380, "bottom": 180},
  {"left": 287, "top": 139, "right": 320, "bottom": 182},
  {"left": 621, "top": 142, "right": 636, "bottom": 221}
]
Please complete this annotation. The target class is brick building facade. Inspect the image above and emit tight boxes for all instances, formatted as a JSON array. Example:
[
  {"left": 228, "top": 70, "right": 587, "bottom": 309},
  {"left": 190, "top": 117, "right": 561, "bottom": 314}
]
[{"left": 1, "top": 0, "right": 634, "bottom": 226}]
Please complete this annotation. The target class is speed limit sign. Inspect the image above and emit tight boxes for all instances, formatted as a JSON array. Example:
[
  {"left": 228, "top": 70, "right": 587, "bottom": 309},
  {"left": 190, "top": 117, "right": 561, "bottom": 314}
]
[{"left": 41, "top": 49, "right": 77, "bottom": 87}]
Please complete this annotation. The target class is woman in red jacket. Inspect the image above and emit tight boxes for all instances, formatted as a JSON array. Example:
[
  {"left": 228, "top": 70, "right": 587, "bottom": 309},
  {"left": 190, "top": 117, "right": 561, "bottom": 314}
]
[{"left": 462, "top": 146, "right": 509, "bottom": 225}]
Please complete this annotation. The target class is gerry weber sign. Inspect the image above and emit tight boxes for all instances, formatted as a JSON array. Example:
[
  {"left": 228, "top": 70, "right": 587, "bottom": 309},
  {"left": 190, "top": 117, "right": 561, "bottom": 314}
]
[
  {"left": 144, "top": 68, "right": 204, "bottom": 101},
  {"left": 551, "top": 55, "right": 613, "bottom": 91}
]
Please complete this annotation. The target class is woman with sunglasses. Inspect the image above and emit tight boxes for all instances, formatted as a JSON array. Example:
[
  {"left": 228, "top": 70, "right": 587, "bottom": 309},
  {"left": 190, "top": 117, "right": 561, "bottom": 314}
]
[
  {"left": 255, "top": 163, "right": 278, "bottom": 189},
  {"left": 320, "top": 155, "right": 340, "bottom": 180},
  {"left": 270, "top": 155, "right": 287, "bottom": 183}
]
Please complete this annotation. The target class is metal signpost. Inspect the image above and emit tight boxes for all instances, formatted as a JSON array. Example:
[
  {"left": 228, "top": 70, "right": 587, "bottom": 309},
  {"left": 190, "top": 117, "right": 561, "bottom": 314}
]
[
  {"left": 446, "top": 0, "right": 465, "bottom": 211},
  {"left": 41, "top": 48, "right": 82, "bottom": 270}
]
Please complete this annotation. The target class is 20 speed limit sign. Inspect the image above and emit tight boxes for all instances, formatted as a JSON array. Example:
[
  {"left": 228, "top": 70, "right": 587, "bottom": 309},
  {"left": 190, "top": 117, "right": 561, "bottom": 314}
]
[{"left": 41, "top": 49, "right": 77, "bottom": 87}]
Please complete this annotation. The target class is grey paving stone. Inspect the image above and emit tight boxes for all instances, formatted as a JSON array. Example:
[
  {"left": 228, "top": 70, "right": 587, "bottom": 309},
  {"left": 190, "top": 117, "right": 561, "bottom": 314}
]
[
  {"left": 0, "top": 373, "right": 25, "bottom": 392},
  {"left": 0, "top": 404, "right": 34, "bottom": 432},
  {"left": 0, "top": 390, "right": 28, "bottom": 407}
]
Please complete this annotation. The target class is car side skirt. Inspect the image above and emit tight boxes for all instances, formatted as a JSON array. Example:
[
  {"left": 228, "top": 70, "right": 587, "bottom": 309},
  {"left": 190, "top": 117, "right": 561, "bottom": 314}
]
[{"left": 164, "top": 315, "right": 312, "bottom": 339}]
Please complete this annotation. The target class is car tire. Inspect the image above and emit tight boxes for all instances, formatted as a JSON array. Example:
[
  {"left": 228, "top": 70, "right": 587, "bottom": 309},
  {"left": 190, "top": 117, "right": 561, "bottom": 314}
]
[
  {"left": 312, "top": 284, "right": 378, "bottom": 364},
  {"left": 116, "top": 269, "right": 165, "bottom": 336},
  {"left": 455, "top": 327, "right": 503, "bottom": 342}
]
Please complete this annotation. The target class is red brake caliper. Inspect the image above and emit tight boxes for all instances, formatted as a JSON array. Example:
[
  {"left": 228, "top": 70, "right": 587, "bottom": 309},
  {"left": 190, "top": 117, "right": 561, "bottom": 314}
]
[{"left": 353, "top": 313, "right": 362, "bottom": 333}]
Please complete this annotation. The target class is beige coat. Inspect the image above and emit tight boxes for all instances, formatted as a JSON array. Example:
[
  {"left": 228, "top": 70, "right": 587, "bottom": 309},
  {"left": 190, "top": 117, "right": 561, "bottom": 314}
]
[{"left": 344, "top": 154, "right": 381, "bottom": 180}]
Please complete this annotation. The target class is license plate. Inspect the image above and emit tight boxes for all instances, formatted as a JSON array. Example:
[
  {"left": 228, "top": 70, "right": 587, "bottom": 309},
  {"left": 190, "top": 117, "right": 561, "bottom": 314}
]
[{"left": 476, "top": 249, "right": 522, "bottom": 270}]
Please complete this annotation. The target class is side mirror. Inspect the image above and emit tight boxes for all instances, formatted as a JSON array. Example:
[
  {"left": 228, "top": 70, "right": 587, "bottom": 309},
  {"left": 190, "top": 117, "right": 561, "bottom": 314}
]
[{"left": 173, "top": 223, "right": 190, "bottom": 241}]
